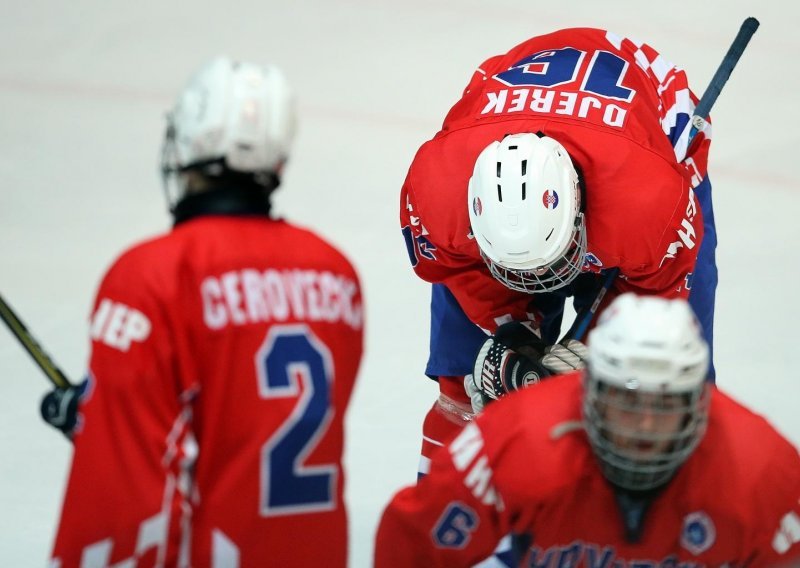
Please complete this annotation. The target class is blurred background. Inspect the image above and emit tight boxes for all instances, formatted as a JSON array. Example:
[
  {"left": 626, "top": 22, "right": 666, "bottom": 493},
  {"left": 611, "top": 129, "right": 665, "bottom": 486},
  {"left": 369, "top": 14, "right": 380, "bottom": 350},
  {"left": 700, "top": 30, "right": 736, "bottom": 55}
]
[{"left": 1, "top": 0, "right": 797, "bottom": 565}]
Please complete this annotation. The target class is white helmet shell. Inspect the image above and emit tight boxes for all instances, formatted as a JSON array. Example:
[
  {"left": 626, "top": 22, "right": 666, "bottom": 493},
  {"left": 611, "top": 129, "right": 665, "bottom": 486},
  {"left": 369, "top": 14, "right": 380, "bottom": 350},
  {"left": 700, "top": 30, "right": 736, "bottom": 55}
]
[
  {"left": 165, "top": 56, "right": 296, "bottom": 175},
  {"left": 467, "top": 133, "right": 585, "bottom": 293},
  {"left": 587, "top": 293, "right": 709, "bottom": 391},
  {"left": 584, "top": 293, "right": 710, "bottom": 491}
]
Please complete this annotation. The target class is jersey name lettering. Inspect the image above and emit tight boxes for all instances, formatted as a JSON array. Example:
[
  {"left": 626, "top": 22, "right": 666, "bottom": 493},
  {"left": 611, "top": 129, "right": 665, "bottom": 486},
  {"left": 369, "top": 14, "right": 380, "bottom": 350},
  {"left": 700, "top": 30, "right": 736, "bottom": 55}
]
[
  {"left": 449, "top": 423, "right": 504, "bottom": 510},
  {"left": 90, "top": 299, "right": 152, "bottom": 351},
  {"left": 201, "top": 268, "right": 362, "bottom": 331},
  {"left": 481, "top": 88, "right": 627, "bottom": 128},
  {"left": 773, "top": 511, "right": 800, "bottom": 554},
  {"left": 527, "top": 542, "right": 706, "bottom": 568},
  {"left": 481, "top": 46, "right": 635, "bottom": 128},
  {"left": 660, "top": 188, "right": 698, "bottom": 268}
]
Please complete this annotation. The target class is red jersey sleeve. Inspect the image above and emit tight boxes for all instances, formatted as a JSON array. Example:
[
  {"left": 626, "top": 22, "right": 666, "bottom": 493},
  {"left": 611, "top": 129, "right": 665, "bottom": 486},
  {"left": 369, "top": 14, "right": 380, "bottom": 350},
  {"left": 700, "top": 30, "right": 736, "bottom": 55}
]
[
  {"left": 605, "top": 33, "right": 709, "bottom": 301},
  {"left": 52, "top": 241, "right": 190, "bottom": 567},
  {"left": 375, "top": 421, "right": 514, "bottom": 567},
  {"left": 745, "top": 432, "right": 800, "bottom": 566},
  {"left": 605, "top": 181, "right": 704, "bottom": 306},
  {"left": 401, "top": 160, "right": 541, "bottom": 331},
  {"left": 376, "top": 375, "right": 586, "bottom": 566}
]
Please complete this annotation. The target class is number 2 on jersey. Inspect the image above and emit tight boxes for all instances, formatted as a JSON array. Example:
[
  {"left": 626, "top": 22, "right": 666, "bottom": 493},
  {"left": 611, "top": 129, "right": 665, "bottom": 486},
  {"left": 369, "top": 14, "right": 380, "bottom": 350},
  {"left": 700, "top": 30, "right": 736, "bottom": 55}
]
[{"left": 257, "top": 325, "right": 336, "bottom": 516}]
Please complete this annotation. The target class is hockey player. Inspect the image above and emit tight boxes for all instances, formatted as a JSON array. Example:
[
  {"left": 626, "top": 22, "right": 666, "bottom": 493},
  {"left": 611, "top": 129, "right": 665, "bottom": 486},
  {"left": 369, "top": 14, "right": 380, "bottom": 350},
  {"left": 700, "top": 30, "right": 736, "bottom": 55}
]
[
  {"left": 375, "top": 294, "right": 800, "bottom": 567},
  {"left": 41, "top": 57, "right": 364, "bottom": 566},
  {"left": 400, "top": 28, "right": 719, "bottom": 481}
]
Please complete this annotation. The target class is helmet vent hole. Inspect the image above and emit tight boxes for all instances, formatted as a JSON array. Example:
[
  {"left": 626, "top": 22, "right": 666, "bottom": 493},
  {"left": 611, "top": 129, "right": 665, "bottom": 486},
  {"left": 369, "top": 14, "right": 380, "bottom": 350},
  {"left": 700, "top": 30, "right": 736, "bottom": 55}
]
[
  {"left": 545, "top": 228, "right": 554, "bottom": 241},
  {"left": 521, "top": 182, "right": 526, "bottom": 200},
  {"left": 496, "top": 161, "right": 502, "bottom": 177},
  {"left": 521, "top": 159, "right": 527, "bottom": 176},
  {"left": 497, "top": 184, "right": 503, "bottom": 202},
  {"left": 508, "top": 145, "right": 518, "bottom": 150}
]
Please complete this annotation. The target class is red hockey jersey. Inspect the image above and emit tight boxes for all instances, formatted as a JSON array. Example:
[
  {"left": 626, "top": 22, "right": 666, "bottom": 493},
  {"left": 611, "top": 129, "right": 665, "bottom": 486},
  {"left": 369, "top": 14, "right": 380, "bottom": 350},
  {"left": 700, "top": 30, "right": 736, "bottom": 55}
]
[
  {"left": 401, "top": 28, "right": 712, "bottom": 332},
  {"left": 376, "top": 373, "right": 800, "bottom": 567},
  {"left": 51, "top": 216, "right": 364, "bottom": 567}
]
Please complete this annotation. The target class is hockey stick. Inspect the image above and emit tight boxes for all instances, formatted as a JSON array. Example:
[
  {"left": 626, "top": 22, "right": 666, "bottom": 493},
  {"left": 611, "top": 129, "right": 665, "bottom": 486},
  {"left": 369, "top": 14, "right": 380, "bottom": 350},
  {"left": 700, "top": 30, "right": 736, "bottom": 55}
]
[
  {"left": 560, "top": 17, "right": 759, "bottom": 344},
  {"left": 687, "top": 17, "right": 760, "bottom": 146},
  {"left": 560, "top": 267, "right": 620, "bottom": 343},
  {"left": 0, "top": 293, "right": 74, "bottom": 388}
]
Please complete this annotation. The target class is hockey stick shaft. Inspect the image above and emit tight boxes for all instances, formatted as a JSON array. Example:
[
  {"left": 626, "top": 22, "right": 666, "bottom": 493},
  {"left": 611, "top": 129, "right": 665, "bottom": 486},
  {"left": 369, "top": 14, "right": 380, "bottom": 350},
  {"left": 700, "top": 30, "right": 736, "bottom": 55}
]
[
  {"left": 688, "top": 17, "right": 759, "bottom": 145},
  {"left": 0, "top": 293, "right": 73, "bottom": 388},
  {"left": 560, "top": 268, "right": 619, "bottom": 343}
]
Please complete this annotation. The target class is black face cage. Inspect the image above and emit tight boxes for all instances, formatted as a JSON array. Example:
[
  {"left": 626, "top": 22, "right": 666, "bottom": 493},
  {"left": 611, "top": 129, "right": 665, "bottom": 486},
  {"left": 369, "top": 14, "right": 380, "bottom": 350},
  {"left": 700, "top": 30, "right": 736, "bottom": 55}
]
[{"left": 582, "top": 376, "right": 710, "bottom": 492}]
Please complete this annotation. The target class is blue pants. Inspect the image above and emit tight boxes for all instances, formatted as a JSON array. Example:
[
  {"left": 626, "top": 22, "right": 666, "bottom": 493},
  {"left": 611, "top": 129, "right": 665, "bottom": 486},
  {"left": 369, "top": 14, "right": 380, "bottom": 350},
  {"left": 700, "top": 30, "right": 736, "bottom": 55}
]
[{"left": 426, "top": 176, "right": 717, "bottom": 381}]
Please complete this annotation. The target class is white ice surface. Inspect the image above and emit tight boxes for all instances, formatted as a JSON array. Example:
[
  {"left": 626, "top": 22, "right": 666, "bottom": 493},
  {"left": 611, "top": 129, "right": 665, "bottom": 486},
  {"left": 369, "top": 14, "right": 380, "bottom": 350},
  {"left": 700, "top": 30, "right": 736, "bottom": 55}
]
[{"left": 1, "top": 1, "right": 797, "bottom": 565}]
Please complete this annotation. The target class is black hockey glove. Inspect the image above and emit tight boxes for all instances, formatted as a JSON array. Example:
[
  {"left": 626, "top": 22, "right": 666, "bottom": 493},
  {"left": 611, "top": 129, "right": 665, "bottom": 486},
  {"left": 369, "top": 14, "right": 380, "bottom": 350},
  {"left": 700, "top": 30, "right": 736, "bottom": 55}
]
[
  {"left": 40, "top": 383, "right": 83, "bottom": 439},
  {"left": 466, "top": 321, "right": 554, "bottom": 413}
]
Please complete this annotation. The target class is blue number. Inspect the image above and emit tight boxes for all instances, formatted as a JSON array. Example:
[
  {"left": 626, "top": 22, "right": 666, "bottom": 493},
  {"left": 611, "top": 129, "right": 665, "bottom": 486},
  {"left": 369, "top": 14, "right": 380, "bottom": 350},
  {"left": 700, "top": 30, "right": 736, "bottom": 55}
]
[
  {"left": 401, "top": 225, "right": 419, "bottom": 267},
  {"left": 495, "top": 48, "right": 584, "bottom": 88},
  {"left": 495, "top": 47, "right": 634, "bottom": 101},
  {"left": 432, "top": 502, "right": 479, "bottom": 549},
  {"left": 257, "top": 325, "right": 335, "bottom": 516},
  {"left": 582, "top": 51, "right": 634, "bottom": 101},
  {"left": 401, "top": 225, "right": 438, "bottom": 266}
]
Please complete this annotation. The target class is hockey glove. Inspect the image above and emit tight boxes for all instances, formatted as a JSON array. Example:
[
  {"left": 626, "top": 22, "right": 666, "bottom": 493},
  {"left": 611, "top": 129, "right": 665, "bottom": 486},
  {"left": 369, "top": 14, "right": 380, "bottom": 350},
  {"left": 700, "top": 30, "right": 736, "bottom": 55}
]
[
  {"left": 41, "top": 383, "right": 83, "bottom": 439},
  {"left": 540, "top": 339, "right": 588, "bottom": 374},
  {"left": 469, "top": 321, "right": 553, "bottom": 412},
  {"left": 464, "top": 373, "right": 486, "bottom": 414}
]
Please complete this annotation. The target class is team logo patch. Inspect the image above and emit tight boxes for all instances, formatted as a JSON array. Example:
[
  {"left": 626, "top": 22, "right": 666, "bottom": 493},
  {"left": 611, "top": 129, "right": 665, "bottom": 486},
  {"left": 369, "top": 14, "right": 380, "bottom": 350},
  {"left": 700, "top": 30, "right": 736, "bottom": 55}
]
[
  {"left": 580, "top": 251, "right": 603, "bottom": 274},
  {"left": 472, "top": 197, "right": 483, "bottom": 216},
  {"left": 521, "top": 371, "right": 541, "bottom": 387},
  {"left": 542, "top": 190, "right": 559, "bottom": 209},
  {"left": 681, "top": 511, "right": 716, "bottom": 555}
]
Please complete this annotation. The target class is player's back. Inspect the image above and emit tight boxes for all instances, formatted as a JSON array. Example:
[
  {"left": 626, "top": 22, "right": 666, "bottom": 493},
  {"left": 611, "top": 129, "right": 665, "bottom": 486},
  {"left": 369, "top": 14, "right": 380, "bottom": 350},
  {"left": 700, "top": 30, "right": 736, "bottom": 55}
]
[
  {"left": 170, "top": 216, "right": 364, "bottom": 566},
  {"left": 52, "top": 215, "right": 363, "bottom": 567}
]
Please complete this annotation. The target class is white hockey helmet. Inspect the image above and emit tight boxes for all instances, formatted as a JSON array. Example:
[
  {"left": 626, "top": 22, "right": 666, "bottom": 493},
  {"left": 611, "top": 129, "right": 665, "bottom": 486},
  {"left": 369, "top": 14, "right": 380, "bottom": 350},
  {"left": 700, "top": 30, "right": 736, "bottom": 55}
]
[
  {"left": 467, "top": 133, "right": 585, "bottom": 293},
  {"left": 584, "top": 293, "right": 710, "bottom": 491},
  {"left": 161, "top": 56, "right": 297, "bottom": 209}
]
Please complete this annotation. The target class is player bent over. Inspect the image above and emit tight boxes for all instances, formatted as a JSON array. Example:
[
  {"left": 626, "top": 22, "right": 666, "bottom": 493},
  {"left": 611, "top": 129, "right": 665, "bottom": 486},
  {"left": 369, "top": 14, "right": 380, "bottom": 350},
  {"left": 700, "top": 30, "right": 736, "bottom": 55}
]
[{"left": 401, "top": 29, "right": 720, "bottom": 491}]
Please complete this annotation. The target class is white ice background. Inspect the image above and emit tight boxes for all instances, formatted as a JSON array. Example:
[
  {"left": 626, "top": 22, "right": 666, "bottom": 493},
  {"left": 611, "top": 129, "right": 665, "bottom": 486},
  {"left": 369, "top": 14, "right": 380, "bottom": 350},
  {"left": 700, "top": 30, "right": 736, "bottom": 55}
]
[{"left": 1, "top": 1, "right": 797, "bottom": 565}]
